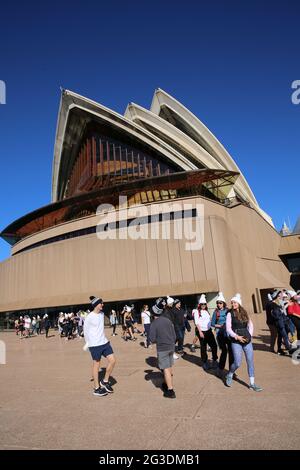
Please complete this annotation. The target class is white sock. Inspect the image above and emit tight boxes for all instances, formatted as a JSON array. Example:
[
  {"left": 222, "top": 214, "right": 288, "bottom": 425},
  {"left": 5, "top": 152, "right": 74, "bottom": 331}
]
[
  {"left": 250, "top": 377, "right": 255, "bottom": 385},
  {"left": 227, "top": 372, "right": 233, "bottom": 378}
]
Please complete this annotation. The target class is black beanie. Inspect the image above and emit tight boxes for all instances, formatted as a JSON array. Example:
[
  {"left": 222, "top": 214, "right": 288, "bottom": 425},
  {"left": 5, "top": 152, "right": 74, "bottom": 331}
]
[{"left": 89, "top": 296, "right": 103, "bottom": 308}]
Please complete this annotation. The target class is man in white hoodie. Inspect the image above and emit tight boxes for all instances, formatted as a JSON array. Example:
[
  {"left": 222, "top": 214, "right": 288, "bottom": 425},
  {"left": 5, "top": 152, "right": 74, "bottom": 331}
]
[{"left": 84, "top": 296, "right": 116, "bottom": 397}]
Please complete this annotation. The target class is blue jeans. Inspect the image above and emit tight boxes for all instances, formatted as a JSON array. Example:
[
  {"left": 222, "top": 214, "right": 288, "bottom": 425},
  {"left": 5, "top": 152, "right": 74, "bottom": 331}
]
[
  {"left": 276, "top": 318, "right": 291, "bottom": 351},
  {"left": 230, "top": 342, "right": 255, "bottom": 377},
  {"left": 175, "top": 326, "right": 185, "bottom": 351}
]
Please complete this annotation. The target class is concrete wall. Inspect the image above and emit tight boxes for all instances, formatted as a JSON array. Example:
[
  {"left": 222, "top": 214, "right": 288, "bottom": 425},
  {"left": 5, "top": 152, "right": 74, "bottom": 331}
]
[{"left": 0, "top": 196, "right": 290, "bottom": 314}]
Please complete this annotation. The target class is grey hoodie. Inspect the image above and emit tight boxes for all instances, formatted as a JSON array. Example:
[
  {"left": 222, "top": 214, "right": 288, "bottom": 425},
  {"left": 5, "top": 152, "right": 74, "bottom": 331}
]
[{"left": 149, "top": 316, "right": 176, "bottom": 352}]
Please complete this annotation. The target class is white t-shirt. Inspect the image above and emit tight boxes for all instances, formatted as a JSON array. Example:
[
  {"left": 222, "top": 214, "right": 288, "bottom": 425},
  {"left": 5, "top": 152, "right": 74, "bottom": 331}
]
[
  {"left": 192, "top": 309, "right": 211, "bottom": 331},
  {"left": 83, "top": 311, "right": 108, "bottom": 347},
  {"left": 24, "top": 318, "right": 31, "bottom": 329},
  {"left": 141, "top": 310, "right": 151, "bottom": 325}
]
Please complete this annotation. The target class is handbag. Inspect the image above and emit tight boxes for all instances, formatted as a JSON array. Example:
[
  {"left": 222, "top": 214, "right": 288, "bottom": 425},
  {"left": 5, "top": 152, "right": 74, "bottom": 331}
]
[{"left": 235, "top": 327, "right": 251, "bottom": 344}]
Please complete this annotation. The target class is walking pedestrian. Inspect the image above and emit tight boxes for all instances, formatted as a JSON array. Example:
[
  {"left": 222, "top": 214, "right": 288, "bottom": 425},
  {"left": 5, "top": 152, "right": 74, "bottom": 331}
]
[
  {"left": 141, "top": 305, "right": 151, "bottom": 348},
  {"left": 150, "top": 298, "right": 176, "bottom": 398},
  {"left": 84, "top": 296, "right": 116, "bottom": 397},
  {"left": 265, "top": 293, "right": 277, "bottom": 352},
  {"left": 193, "top": 294, "right": 218, "bottom": 371},
  {"left": 36, "top": 315, "right": 41, "bottom": 335},
  {"left": 172, "top": 299, "right": 186, "bottom": 354},
  {"left": 44, "top": 314, "right": 51, "bottom": 338},
  {"left": 110, "top": 309, "right": 118, "bottom": 336},
  {"left": 211, "top": 292, "right": 234, "bottom": 377},
  {"left": 24, "top": 315, "right": 31, "bottom": 338},
  {"left": 225, "top": 293, "right": 262, "bottom": 391}
]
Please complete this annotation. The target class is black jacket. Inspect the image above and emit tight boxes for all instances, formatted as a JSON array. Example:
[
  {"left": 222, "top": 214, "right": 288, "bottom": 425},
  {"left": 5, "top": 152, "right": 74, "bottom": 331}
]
[
  {"left": 172, "top": 307, "right": 186, "bottom": 329},
  {"left": 270, "top": 302, "right": 287, "bottom": 326}
]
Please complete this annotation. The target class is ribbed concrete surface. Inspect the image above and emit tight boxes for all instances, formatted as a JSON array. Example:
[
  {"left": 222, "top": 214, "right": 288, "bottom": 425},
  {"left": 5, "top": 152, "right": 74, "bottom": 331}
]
[{"left": 0, "top": 315, "right": 299, "bottom": 450}]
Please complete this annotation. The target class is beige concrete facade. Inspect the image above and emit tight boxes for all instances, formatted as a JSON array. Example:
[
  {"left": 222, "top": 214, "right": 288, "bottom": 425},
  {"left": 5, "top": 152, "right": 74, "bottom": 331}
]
[{"left": 0, "top": 194, "right": 290, "bottom": 314}]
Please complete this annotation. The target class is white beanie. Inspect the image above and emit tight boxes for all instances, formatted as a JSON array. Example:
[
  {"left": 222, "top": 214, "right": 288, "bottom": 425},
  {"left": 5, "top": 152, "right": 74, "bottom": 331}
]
[
  {"left": 167, "top": 296, "right": 175, "bottom": 306},
  {"left": 231, "top": 293, "right": 242, "bottom": 306},
  {"left": 198, "top": 293, "right": 207, "bottom": 305},
  {"left": 287, "top": 290, "right": 297, "bottom": 299},
  {"left": 216, "top": 292, "right": 226, "bottom": 303},
  {"left": 267, "top": 293, "right": 273, "bottom": 301}
]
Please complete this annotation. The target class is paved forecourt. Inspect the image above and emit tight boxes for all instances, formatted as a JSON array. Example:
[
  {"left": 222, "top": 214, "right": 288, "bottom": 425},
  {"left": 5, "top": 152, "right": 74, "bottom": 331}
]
[{"left": 0, "top": 314, "right": 299, "bottom": 450}]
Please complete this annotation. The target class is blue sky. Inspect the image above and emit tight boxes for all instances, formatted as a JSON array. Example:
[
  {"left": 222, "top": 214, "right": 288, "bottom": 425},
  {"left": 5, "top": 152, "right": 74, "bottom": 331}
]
[{"left": 0, "top": 0, "right": 299, "bottom": 261}]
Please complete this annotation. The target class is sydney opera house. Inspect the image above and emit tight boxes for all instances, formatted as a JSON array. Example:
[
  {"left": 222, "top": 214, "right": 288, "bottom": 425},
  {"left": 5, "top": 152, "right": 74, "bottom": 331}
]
[{"left": 0, "top": 88, "right": 298, "bottom": 319}]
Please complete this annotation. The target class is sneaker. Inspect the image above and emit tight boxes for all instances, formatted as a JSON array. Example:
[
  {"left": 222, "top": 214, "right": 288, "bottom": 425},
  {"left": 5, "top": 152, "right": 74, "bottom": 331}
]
[
  {"left": 177, "top": 349, "right": 185, "bottom": 355},
  {"left": 190, "top": 345, "right": 196, "bottom": 353},
  {"left": 211, "top": 360, "right": 218, "bottom": 369},
  {"left": 173, "top": 353, "right": 179, "bottom": 360},
  {"left": 163, "top": 389, "right": 176, "bottom": 399},
  {"left": 249, "top": 383, "right": 263, "bottom": 392},
  {"left": 277, "top": 350, "right": 286, "bottom": 356},
  {"left": 161, "top": 382, "right": 168, "bottom": 391},
  {"left": 225, "top": 374, "right": 233, "bottom": 387},
  {"left": 202, "top": 362, "right": 210, "bottom": 371},
  {"left": 288, "top": 348, "right": 298, "bottom": 356},
  {"left": 100, "top": 380, "right": 114, "bottom": 393},
  {"left": 93, "top": 387, "right": 108, "bottom": 397}
]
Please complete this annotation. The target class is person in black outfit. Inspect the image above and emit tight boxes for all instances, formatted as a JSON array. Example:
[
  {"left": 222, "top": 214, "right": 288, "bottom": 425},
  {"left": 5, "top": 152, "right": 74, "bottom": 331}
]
[
  {"left": 265, "top": 293, "right": 277, "bottom": 353},
  {"left": 44, "top": 314, "right": 51, "bottom": 338},
  {"left": 172, "top": 299, "right": 186, "bottom": 354}
]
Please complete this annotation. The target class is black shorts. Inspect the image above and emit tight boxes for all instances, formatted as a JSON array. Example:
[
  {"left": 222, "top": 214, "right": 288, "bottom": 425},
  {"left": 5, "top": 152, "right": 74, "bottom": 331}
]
[{"left": 89, "top": 342, "right": 114, "bottom": 361}]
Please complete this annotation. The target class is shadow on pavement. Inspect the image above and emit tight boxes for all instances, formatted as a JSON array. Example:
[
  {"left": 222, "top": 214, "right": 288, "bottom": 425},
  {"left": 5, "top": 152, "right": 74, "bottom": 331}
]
[
  {"left": 181, "top": 351, "right": 202, "bottom": 367},
  {"left": 145, "top": 356, "right": 158, "bottom": 368},
  {"left": 144, "top": 369, "right": 164, "bottom": 389}
]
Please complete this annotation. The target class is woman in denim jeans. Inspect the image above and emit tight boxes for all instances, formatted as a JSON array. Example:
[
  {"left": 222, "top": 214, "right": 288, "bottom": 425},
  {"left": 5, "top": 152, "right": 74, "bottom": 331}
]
[{"left": 225, "top": 293, "right": 262, "bottom": 392}]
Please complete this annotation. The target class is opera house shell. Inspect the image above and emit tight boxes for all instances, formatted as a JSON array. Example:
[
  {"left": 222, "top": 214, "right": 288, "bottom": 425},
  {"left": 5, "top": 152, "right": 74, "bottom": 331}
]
[{"left": 0, "top": 88, "right": 292, "bottom": 317}]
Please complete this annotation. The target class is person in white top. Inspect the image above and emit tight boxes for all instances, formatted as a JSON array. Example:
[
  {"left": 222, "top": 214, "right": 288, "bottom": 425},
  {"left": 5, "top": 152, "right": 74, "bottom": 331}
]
[
  {"left": 24, "top": 315, "right": 32, "bottom": 338},
  {"left": 192, "top": 294, "right": 218, "bottom": 371},
  {"left": 141, "top": 305, "right": 152, "bottom": 348},
  {"left": 84, "top": 296, "right": 116, "bottom": 397},
  {"left": 225, "top": 294, "right": 262, "bottom": 392}
]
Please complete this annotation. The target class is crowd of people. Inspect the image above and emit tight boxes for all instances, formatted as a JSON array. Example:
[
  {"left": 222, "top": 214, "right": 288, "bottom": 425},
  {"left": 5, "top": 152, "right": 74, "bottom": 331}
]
[
  {"left": 81, "top": 288, "right": 300, "bottom": 399},
  {"left": 13, "top": 287, "right": 300, "bottom": 399},
  {"left": 265, "top": 289, "right": 300, "bottom": 354},
  {"left": 14, "top": 314, "right": 51, "bottom": 338}
]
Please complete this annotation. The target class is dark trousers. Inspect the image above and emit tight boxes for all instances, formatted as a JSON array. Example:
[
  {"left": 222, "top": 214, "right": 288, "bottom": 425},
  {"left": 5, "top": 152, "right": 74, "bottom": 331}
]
[
  {"left": 267, "top": 323, "right": 278, "bottom": 352},
  {"left": 217, "top": 331, "right": 234, "bottom": 370},
  {"left": 291, "top": 316, "right": 300, "bottom": 340},
  {"left": 45, "top": 327, "right": 50, "bottom": 338},
  {"left": 144, "top": 324, "right": 151, "bottom": 347},
  {"left": 276, "top": 319, "right": 290, "bottom": 351},
  {"left": 199, "top": 329, "right": 218, "bottom": 363},
  {"left": 112, "top": 324, "right": 117, "bottom": 334},
  {"left": 176, "top": 326, "right": 185, "bottom": 351}
]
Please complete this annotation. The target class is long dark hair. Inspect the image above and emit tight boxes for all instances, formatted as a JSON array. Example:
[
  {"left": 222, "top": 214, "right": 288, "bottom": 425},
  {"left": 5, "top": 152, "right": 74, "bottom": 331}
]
[{"left": 231, "top": 305, "right": 249, "bottom": 323}]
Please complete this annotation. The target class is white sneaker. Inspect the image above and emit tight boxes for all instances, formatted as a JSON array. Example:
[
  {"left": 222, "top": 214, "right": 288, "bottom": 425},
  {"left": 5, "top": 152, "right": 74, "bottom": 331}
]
[{"left": 173, "top": 353, "right": 179, "bottom": 360}]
